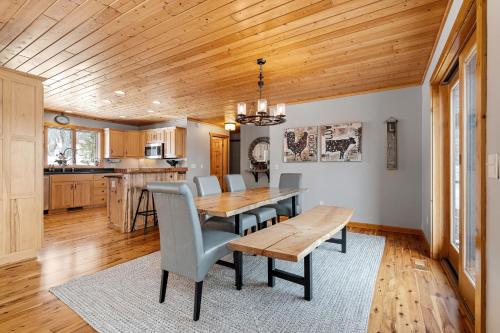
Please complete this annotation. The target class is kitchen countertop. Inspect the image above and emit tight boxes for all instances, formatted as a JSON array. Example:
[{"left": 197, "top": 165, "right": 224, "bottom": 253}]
[
  {"left": 44, "top": 167, "right": 187, "bottom": 175},
  {"left": 114, "top": 168, "right": 188, "bottom": 174}
]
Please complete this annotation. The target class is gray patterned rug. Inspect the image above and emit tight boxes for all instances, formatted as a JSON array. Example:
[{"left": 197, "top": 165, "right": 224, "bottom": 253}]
[{"left": 50, "top": 232, "right": 384, "bottom": 333}]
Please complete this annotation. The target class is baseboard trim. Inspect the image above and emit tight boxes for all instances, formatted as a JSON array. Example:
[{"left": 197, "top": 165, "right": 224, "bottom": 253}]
[
  {"left": 348, "top": 221, "right": 424, "bottom": 236},
  {"left": 0, "top": 249, "right": 37, "bottom": 267}
]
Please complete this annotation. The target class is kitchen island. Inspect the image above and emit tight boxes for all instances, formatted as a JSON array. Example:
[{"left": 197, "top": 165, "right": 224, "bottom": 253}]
[{"left": 106, "top": 168, "right": 187, "bottom": 232}]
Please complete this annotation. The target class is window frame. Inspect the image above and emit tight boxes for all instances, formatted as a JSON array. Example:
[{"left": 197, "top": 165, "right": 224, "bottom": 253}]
[{"left": 44, "top": 122, "right": 104, "bottom": 167}]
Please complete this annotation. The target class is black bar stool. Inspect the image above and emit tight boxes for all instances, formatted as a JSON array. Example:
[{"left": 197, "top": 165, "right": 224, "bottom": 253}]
[{"left": 131, "top": 188, "right": 158, "bottom": 234}]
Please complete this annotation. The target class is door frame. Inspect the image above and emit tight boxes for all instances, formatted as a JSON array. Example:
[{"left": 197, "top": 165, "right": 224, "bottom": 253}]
[
  {"left": 209, "top": 132, "right": 230, "bottom": 190},
  {"left": 429, "top": 0, "right": 486, "bottom": 331}
]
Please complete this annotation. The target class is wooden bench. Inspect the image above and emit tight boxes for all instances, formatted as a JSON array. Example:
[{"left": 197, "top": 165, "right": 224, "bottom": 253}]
[{"left": 228, "top": 205, "right": 354, "bottom": 300}]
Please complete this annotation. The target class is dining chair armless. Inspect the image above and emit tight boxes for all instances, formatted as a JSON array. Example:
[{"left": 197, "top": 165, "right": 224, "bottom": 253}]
[
  {"left": 224, "top": 174, "right": 277, "bottom": 230},
  {"left": 265, "top": 173, "right": 303, "bottom": 220},
  {"left": 193, "top": 176, "right": 257, "bottom": 235},
  {"left": 147, "top": 182, "right": 242, "bottom": 321}
]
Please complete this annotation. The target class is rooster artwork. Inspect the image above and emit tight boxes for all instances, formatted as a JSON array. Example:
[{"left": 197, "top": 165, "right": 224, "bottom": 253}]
[
  {"left": 319, "top": 122, "right": 362, "bottom": 162},
  {"left": 283, "top": 126, "right": 318, "bottom": 162}
]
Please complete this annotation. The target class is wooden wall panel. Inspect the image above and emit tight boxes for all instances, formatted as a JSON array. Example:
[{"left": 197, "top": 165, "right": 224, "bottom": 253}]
[
  {"left": 11, "top": 82, "right": 36, "bottom": 137},
  {"left": 10, "top": 197, "right": 42, "bottom": 252},
  {"left": 9, "top": 140, "right": 35, "bottom": 195}
]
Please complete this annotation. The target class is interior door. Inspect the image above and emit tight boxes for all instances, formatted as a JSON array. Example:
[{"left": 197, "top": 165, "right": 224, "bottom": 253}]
[{"left": 210, "top": 133, "right": 229, "bottom": 190}]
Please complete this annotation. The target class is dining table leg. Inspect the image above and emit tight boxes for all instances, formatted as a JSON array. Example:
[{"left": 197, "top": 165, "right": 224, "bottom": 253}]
[{"left": 234, "top": 214, "right": 242, "bottom": 236}]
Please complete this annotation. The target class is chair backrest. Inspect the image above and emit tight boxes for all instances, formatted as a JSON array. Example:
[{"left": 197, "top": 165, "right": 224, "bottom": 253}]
[
  {"left": 193, "top": 176, "right": 222, "bottom": 196},
  {"left": 279, "top": 173, "right": 302, "bottom": 189},
  {"left": 224, "top": 174, "right": 247, "bottom": 192},
  {"left": 147, "top": 182, "right": 204, "bottom": 281}
]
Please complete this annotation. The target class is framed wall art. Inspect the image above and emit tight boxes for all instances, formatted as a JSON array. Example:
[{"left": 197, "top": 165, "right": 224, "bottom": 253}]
[
  {"left": 283, "top": 126, "right": 318, "bottom": 162},
  {"left": 319, "top": 122, "right": 362, "bottom": 162}
]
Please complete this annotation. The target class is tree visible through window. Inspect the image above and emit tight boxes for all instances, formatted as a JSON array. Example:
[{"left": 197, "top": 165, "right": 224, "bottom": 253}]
[
  {"left": 46, "top": 126, "right": 100, "bottom": 166},
  {"left": 47, "top": 127, "right": 72, "bottom": 165},
  {"left": 76, "top": 131, "right": 99, "bottom": 165}
]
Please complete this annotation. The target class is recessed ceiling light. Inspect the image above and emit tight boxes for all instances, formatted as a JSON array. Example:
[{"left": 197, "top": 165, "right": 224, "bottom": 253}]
[
  {"left": 152, "top": 100, "right": 161, "bottom": 105},
  {"left": 65, "top": 110, "right": 73, "bottom": 113},
  {"left": 147, "top": 110, "right": 155, "bottom": 113},
  {"left": 114, "top": 90, "right": 125, "bottom": 96},
  {"left": 103, "top": 99, "right": 111, "bottom": 104},
  {"left": 119, "top": 115, "right": 126, "bottom": 118}
]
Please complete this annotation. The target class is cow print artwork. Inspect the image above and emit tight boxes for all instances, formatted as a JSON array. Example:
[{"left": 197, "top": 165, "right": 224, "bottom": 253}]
[
  {"left": 283, "top": 127, "right": 318, "bottom": 162},
  {"left": 320, "top": 123, "right": 362, "bottom": 162}
]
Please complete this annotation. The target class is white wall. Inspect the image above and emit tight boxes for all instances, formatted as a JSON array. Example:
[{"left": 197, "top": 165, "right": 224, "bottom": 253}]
[
  {"left": 486, "top": 0, "right": 500, "bottom": 330},
  {"left": 240, "top": 125, "right": 270, "bottom": 188},
  {"left": 420, "top": 0, "right": 464, "bottom": 242},
  {"left": 268, "top": 87, "right": 422, "bottom": 229},
  {"left": 186, "top": 120, "right": 228, "bottom": 194}
]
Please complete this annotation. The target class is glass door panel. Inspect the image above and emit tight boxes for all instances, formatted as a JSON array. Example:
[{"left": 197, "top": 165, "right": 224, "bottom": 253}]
[
  {"left": 450, "top": 82, "right": 460, "bottom": 252},
  {"left": 463, "top": 49, "right": 478, "bottom": 285}
]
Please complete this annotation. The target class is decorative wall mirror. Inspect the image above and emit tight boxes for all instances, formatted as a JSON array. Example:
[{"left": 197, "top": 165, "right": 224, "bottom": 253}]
[{"left": 247, "top": 137, "right": 270, "bottom": 182}]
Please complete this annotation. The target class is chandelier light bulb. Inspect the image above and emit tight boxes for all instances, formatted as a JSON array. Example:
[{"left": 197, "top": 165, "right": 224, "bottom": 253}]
[
  {"left": 237, "top": 102, "right": 247, "bottom": 115},
  {"left": 276, "top": 103, "right": 286, "bottom": 116},
  {"left": 257, "top": 99, "right": 267, "bottom": 113}
]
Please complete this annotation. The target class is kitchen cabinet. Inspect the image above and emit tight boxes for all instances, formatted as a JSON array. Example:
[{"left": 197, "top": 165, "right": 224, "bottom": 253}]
[
  {"left": 144, "top": 129, "right": 164, "bottom": 144},
  {"left": 0, "top": 67, "right": 44, "bottom": 266},
  {"left": 164, "top": 127, "right": 186, "bottom": 158},
  {"left": 104, "top": 128, "right": 125, "bottom": 158},
  {"left": 50, "top": 174, "right": 95, "bottom": 210},
  {"left": 92, "top": 174, "right": 108, "bottom": 206},
  {"left": 124, "top": 131, "right": 144, "bottom": 157}
]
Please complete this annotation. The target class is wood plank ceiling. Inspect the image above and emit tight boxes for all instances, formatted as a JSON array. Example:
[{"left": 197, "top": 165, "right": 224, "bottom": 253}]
[{"left": 0, "top": 0, "right": 449, "bottom": 125}]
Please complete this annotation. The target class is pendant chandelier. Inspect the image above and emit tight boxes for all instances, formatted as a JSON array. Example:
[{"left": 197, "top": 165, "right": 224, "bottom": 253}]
[{"left": 236, "top": 58, "right": 286, "bottom": 126}]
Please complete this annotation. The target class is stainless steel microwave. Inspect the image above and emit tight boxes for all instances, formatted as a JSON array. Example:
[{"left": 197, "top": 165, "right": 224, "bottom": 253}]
[{"left": 144, "top": 143, "right": 164, "bottom": 159}]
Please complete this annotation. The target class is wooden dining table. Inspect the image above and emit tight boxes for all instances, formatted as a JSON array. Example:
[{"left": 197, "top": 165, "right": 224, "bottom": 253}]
[{"left": 194, "top": 187, "right": 306, "bottom": 235}]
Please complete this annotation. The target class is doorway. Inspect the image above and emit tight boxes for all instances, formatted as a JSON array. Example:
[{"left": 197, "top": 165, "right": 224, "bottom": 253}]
[{"left": 209, "top": 133, "right": 229, "bottom": 190}]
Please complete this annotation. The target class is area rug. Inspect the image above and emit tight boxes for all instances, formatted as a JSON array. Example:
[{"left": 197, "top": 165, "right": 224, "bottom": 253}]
[{"left": 50, "top": 232, "right": 385, "bottom": 333}]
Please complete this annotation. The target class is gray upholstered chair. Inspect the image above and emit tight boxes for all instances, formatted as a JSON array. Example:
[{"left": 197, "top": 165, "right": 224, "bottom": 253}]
[
  {"left": 224, "top": 174, "right": 277, "bottom": 230},
  {"left": 193, "top": 176, "right": 258, "bottom": 235},
  {"left": 265, "top": 173, "right": 303, "bottom": 220},
  {"left": 147, "top": 182, "right": 242, "bottom": 321}
]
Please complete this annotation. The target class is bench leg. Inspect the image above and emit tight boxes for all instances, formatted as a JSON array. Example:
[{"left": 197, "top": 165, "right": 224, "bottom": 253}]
[
  {"left": 326, "top": 226, "right": 347, "bottom": 253},
  {"left": 234, "top": 251, "right": 243, "bottom": 290},
  {"left": 304, "top": 253, "right": 312, "bottom": 301},
  {"left": 267, "top": 258, "right": 275, "bottom": 287}
]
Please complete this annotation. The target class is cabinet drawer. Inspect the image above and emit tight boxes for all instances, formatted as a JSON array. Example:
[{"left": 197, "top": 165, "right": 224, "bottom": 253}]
[
  {"left": 93, "top": 180, "right": 107, "bottom": 188},
  {"left": 92, "top": 195, "right": 106, "bottom": 205},
  {"left": 93, "top": 174, "right": 108, "bottom": 181},
  {"left": 93, "top": 187, "right": 107, "bottom": 196}
]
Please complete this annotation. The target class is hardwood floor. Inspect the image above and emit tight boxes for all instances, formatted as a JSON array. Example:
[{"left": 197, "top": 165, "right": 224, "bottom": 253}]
[{"left": 0, "top": 208, "right": 466, "bottom": 332}]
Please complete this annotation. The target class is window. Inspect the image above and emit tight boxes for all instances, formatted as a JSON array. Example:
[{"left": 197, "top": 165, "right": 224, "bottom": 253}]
[
  {"left": 76, "top": 131, "right": 99, "bottom": 165},
  {"left": 47, "top": 127, "right": 73, "bottom": 165},
  {"left": 46, "top": 126, "right": 100, "bottom": 166}
]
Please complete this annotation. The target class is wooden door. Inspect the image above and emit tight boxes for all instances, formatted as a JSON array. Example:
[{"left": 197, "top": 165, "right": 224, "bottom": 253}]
[
  {"left": 73, "top": 181, "right": 92, "bottom": 207},
  {"left": 125, "top": 131, "right": 143, "bottom": 157},
  {"left": 109, "top": 130, "right": 124, "bottom": 157},
  {"left": 209, "top": 133, "right": 229, "bottom": 190},
  {"left": 50, "top": 182, "right": 74, "bottom": 209}
]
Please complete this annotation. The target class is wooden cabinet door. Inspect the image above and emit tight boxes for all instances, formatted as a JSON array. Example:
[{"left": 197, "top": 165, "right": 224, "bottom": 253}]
[
  {"left": 73, "top": 180, "right": 92, "bottom": 207},
  {"left": 50, "top": 182, "right": 74, "bottom": 209},
  {"left": 175, "top": 127, "right": 186, "bottom": 158},
  {"left": 125, "top": 131, "right": 144, "bottom": 157},
  {"left": 109, "top": 130, "right": 124, "bottom": 157}
]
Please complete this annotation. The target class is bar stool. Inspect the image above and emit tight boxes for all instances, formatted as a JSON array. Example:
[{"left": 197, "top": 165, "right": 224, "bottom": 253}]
[{"left": 131, "top": 188, "right": 158, "bottom": 234}]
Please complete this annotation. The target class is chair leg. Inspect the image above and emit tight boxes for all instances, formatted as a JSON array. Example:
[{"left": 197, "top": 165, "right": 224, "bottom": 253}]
[
  {"left": 144, "top": 190, "right": 150, "bottom": 235},
  {"left": 131, "top": 189, "right": 145, "bottom": 232},
  {"left": 271, "top": 217, "right": 277, "bottom": 225},
  {"left": 159, "top": 270, "right": 168, "bottom": 303},
  {"left": 152, "top": 193, "right": 158, "bottom": 226},
  {"left": 251, "top": 226, "right": 256, "bottom": 233},
  {"left": 276, "top": 215, "right": 280, "bottom": 223},
  {"left": 193, "top": 281, "right": 204, "bottom": 321}
]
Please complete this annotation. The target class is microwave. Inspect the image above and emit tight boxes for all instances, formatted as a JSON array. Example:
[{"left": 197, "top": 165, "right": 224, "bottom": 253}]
[{"left": 144, "top": 143, "right": 164, "bottom": 159}]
